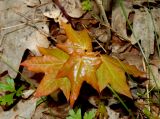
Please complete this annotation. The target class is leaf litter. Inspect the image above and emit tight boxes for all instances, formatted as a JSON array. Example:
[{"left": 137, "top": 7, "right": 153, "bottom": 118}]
[{"left": 0, "top": 0, "right": 160, "bottom": 118}]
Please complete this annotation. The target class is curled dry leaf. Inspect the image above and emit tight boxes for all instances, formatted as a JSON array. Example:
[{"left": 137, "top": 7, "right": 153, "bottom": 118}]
[
  {"left": 43, "top": 3, "right": 65, "bottom": 22},
  {"left": 59, "top": 0, "right": 84, "bottom": 18}
]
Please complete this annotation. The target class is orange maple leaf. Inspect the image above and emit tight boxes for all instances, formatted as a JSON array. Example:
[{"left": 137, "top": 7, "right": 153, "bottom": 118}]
[
  {"left": 57, "top": 52, "right": 101, "bottom": 106},
  {"left": 21, "top": 23, "right": 144, "bottom": 107}
]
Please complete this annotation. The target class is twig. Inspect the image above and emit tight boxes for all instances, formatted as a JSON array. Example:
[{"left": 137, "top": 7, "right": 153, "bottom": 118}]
[
  {"left": 95, "top": 0, "right": 109, "bottom": 25},
  {"left": 94, "top": 0, "right": 111, "bottom": 50},
  {"left": 0, "top": 23, "right": 26, "bottom": 30},
  {"left": 13, "top": 10, "right": 57, "bottom": 42},
  {"left": 146, "top": 84, "right": 151, "bottom": 112}
]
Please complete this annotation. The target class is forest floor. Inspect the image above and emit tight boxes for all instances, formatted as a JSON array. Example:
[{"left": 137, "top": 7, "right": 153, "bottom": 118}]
[{"left": 0, "top": 0, "right": 160, "bottom": 119}]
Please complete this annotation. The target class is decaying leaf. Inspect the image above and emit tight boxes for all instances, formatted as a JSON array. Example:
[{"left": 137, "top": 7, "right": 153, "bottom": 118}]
[
  {"left": 58, "top": 0, "right": 84, "bottom": 18},
  {"left": 22, "top": 23, "right": 144, "bottom": 107},
  {"left": 102, "top": 0, "right": 112, "bottom": 12},
  {"left": 152, "top": 8, "right": 160, "bottom": 49},
  {"left": 43, "top": 2, "right": 64, "bottom": 22},
  {"left": 149, "top": 59, "right": 160, "bottom": 89},
  {"left": 131, "top": 8, "right": 154, "bottom": 58},
  {"left": 106, "top": 107, "right": 120, "bottom": 119},
  {"left": 32, "top": 103, "right": 70, "bottom": 119},
  {"left": 0, "top": 97, "right": 38, "bottom": 119},
  {"left": 0, "top": 0, "right": 50, "bottom": 78},
  {"left": 112, "top": 1, "right": 131, "bottom": 41},
  {"left": 112, "top": 1, "right": 160, "bottom": 59},
  {"left": 24, "top": 0, "right": 41, "bottom": 7},
  {"left": 149, "top": 65, "right": 160, "bottom": 89},
  {"left": 43, "top": 0, "right": 84, "bottom": 23}
]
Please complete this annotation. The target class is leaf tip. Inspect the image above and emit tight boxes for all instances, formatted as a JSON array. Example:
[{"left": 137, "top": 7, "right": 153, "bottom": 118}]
[
  {"left": 21, "top": 61, "right": 27, "bottom": 67},
  {"left": 34, "top": 91, "right": 44, "bottom": 98}
]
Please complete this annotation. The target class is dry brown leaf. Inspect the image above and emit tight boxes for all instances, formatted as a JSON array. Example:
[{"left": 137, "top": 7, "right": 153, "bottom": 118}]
[
  {"left": 0, "top": 0, "right": 50, "bottom": 78},
  {"left": 112, "top": 1, "right": 132, "bottom": 41},
  {"left": 112, "top": 1, "right": 157, "bottom": 59},
  {"left": 106, "top": 107, "right": 120, "bottom": 119},
  {"left": 90, "top": 28, "right": 111, "bottom": 49},
  {"left": 152, "top": 8, "right": 160, "bottom": 48},
  {"left": 0, "top": 97, "right": 38, "bottom": 119},
  {"left": 43, "top": 0, "right": 84, "bottom": 22},
  {"left": 149, "top": 65, "right": 160, "bottom": 89},
  {"left": 59, "top": 0, "right": 84, "bottom": 18},
  {"left": 32, "top": 103, "right": 70, "bottom": 119},
  {"left": 131, "top": 8, "right": 154, "bottom": 58},
  {"left": 24, "top": 0, "right": 41, "bottom": 7}
]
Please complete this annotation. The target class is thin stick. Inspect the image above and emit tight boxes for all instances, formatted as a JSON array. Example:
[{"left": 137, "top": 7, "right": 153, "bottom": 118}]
[{"left": 95, "top": 0, "right": 109, "bottom": 25}]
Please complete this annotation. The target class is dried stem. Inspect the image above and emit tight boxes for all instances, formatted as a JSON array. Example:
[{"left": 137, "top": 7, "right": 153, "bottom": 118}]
[{"left": 95, "top": 0, "right": 109, "bottom": 25}]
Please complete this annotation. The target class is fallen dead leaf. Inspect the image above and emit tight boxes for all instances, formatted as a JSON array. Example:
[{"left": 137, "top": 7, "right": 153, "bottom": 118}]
[
  {"left": 102, "top": 0, "right": 112, "bottom": 12},
  {"left": 131, "top": 8, "right": 154, "bottom": 58},
  {"left": 149, "top": 65, "right": 160, "bottom": 89},
  {"left": 112, "top": 1, "right": 132, "bottom": 41},
  {"left": 22, "top": 89, "right": 35, "bottom": 99},
  {"left": 112, "top": 1, "right": 159, "bottom": 59},
  {"left": 22, "top": 23, "right": 144, "bottom": 107},
  {"left": 0, "top": 0, "right": 50, "bottom": 78},
  {"left": 59, "top": 0, "right": 84, "bottom": 18},
  {"left": 0, "top": 97, "right": 38, "bottom": 119},
  {"left": 24, "top": 0, "right": 41, "bottom": 7},
  {"left": 32, "top": 103, "right": 70, "bottom": 119},
  {"left": 152, "top": 8, "right": 160, "bottom": 49},
  {"left": 90, "top": 27, "right": 111, "bottom": 49},
  {"left": 106, "top": 107, "right": 120, "bottom": 119}
]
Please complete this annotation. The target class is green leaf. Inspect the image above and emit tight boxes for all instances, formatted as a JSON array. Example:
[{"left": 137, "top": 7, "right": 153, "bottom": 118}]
[
  {"left": 0, "top": 77, "right": 25, "bottom": 106},
  {"left": 84, "top": 109, "right": 96, "bottom": 119},
  {"left": 67, "top": 109, "right": 82, "bottom": 119},
  {"left": 36, "top": 96, "right": 48, "bottom": 106},
  {"left": 16, "top": 85, "right": 25, "bottom": 97},
  {"left": 82, "top": 0, "right": 92, "bottom": 11},
  {"left": 0, "top": 77, "right": 15, "bottom": 92},
  {"left": 0, "top": 93, "right": 15, "bottom": 105}
]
